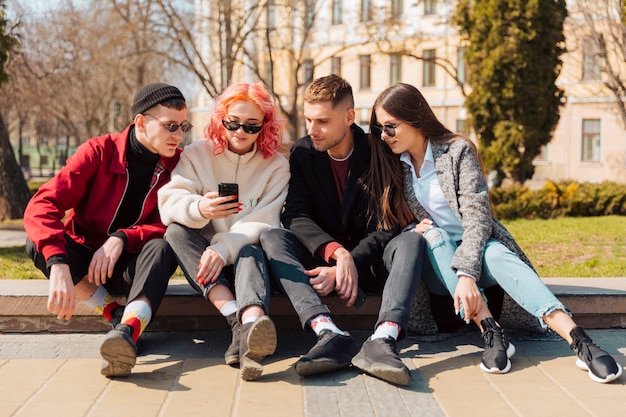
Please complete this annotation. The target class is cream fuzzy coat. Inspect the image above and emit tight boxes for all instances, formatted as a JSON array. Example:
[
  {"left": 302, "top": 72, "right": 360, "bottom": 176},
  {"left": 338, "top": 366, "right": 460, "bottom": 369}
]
[{"left": 158, "top": 140, "right": 289, "bottom": 265}]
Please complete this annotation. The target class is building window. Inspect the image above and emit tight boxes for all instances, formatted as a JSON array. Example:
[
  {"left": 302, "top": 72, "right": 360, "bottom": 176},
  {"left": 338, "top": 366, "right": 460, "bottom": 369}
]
[
  {"left": 456, "top": 47, "right": 466, "bottom": 84},
  {"left": 422, "top": 49, "right": 436, "bottom": 87},
  {"left": 266, "top": 0, "right": 275, "bottom": 30},
  {"left": 359, "top": 55, "right": 371, "bottom": 89},
  {"left": 582, "top": 36, "right": 601, "bottom": 81},
  {"left": 424, "top": 0, "right": 437, "bottom": 15},
  {"left": 332, "top": 0, "right": 342, "bottom": 25},
  {"left": 391, "top": 0, "right": 403, "bottom": 18},
  {"left": 456, "top": 119, "right": 469, "bottom": 137},
  {"left": 21, "top": 136, "right": 30, "bottom": 146},
  {"left": 536, "top": 144, "right": 549, "bottom": 161},
  {"left": 581, "top": 119, "right": 601, "bottom": 162},
  {"left": 331, "top": 56, "right": 342, "bottom": 77},
  {"left": 40, "top": 155, "right": 49, "bottom": 165},
  {"left": 361, "top": 0, "right": 373, "bottom": 22},
  {"left": 302, "top": 59, "right": 314, "bottom": 85},
  {"left": 390, "top": 54, "right": 402, "bottom": 85}
]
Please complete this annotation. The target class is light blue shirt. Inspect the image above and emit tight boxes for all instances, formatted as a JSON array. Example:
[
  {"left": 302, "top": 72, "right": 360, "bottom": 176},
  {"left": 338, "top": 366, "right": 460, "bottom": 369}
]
[
  {"left": 400, "top": 142, "right": 464, "bottom": 241},
  {"left": 401, "top": 143, "right": 475, "bottom": 279}
]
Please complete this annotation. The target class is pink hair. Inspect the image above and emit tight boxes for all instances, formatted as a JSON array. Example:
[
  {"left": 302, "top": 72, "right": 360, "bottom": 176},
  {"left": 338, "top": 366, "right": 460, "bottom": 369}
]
[{"left": 204, "top": 83, "right": 283, "bottom": 158}]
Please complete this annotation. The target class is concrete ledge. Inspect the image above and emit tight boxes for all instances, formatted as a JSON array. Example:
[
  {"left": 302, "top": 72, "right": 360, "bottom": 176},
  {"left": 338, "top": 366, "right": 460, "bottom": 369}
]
[
  {"left": 0, "top": 280, "right": 383, "bottom": 333},
  {"left": 1, "top": 278, "right": 625, "bottom": 333}
]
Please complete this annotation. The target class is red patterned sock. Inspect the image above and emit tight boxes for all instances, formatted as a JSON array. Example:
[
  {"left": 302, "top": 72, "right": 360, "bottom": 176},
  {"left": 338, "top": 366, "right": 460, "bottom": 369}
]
[
  {"left": 120, "top": 300, "right": 152, "bottom": 344},
  {"left": 123, "top": 317, "right": 142, "bottom": 344},
  {"left": 102, "top": 301, "right": 122, "bottom": 322}
]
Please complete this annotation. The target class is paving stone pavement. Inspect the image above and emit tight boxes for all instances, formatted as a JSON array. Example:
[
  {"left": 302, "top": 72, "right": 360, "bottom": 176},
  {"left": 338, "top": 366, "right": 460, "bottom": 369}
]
[{"left": 1, "top": 328, "right": 625, "bottom": 417}]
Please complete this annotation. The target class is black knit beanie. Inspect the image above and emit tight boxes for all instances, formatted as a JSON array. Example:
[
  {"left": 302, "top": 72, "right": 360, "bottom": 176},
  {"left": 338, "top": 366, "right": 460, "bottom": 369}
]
[{"left": 131, "top": 83, "right": 186, "bottom": 118}]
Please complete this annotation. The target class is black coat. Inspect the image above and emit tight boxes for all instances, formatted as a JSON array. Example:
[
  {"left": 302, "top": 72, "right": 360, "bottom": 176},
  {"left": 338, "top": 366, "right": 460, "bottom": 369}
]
[{"left": 281, "top": 124, "right": 398, "bottom": 277}]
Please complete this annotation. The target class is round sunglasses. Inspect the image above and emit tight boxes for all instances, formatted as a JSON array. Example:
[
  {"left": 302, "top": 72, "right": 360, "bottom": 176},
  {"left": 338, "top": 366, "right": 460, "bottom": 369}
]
[
  {"left": 375, "top": 122, "right": 402, "bottom": 138},
  {"left": 144, "top": 114, "right": 193, "bottom": 133},
  {"left": 222, "top": 119, "right": 264, "bottom": 134}
]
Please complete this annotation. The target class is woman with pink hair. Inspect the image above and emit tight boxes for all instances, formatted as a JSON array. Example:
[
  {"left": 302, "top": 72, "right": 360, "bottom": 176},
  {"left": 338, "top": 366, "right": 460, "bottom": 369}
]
[{"left": 158, "top": 83, "right": 289, "bottom": 381}]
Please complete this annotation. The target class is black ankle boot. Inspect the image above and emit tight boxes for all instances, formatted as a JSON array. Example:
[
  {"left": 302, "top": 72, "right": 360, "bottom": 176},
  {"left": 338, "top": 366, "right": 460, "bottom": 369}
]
[{"left": 225, "top": 313, "right": 241, "bottom": 367}]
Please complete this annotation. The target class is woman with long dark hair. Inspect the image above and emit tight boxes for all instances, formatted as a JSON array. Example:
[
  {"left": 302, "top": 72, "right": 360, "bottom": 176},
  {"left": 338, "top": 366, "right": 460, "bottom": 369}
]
[{"left": 367, "top": 83, "right": 621, "bottom": 383}]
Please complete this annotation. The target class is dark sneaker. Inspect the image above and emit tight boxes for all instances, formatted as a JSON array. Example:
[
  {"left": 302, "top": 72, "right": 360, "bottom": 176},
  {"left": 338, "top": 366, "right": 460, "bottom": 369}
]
[
  {"left": 480, "top": 317, "right": 515, "bottom": 374},
  {"left": 352, "top": 336, "right": 411, "bottom": 386},
  {"left": 225, "top": 313, "right": 241, "bottom": 367},
  {"left": 108, "top": 306, "right": 124, "bottom": 329},
  {"left": 100, "top": 324, "right": 137, "bottom": 377},
  {"left": 570, "top": 326, "right": 623, "bottom": 383},
  {"left": 239, "top": 316, "right": 277, "bottom": 381},
  {"left": 294, "top": 329, "right": 357, "bottom": 377}
]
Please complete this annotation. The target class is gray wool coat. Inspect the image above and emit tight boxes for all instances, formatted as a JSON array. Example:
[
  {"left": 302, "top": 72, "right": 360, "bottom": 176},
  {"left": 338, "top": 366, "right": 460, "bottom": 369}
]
[{"left": 402, "top": 139, "right": 536, "bottom": 280}]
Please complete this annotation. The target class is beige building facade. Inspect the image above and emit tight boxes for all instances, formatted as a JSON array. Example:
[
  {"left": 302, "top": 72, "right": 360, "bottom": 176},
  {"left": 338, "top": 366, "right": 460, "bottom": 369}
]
[{"left": 191, "top": 0, "right": 626, "bottom": 184}]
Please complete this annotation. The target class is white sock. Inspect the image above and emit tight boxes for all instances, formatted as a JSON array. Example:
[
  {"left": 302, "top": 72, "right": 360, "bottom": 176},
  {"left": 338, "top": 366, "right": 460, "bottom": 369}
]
[
  {"left": 309, "top": 314, "right": 343, "bottom": 336},
  {"left": 81, "top": 285, "right": 118, "bottom": 315},
  {"left": 82, "top": 285, "right": 107, "bottom": 309},
  {"left": 120, "top": 300, "right": 153, "bottom": 343},
  {"left": 219, "top": 300, "right": 238, "bottom": 317},
  {"left": 371, "top": 321, "right": 400, "bottom": 340},
  {"left": 242, "top": 315, "right": 259, "bottom": 325}
]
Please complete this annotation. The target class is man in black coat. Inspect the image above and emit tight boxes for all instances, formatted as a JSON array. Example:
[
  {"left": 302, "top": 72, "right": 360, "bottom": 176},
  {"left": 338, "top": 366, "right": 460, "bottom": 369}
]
[{"left": 260, "top": 75, "right": 428, "bottom": 386}]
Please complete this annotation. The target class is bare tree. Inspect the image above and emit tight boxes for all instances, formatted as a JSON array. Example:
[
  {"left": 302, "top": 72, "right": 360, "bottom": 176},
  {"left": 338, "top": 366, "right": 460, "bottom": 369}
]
[
  {"left": 250, "top": 0, "right": 355, "bottom": 139},
  {"left": 364, "top": 1, "right": 469, "bottom": 97},
  {"left": 117, "top": 0, "right": 356, "bottom": 141},
  {"left": 129, "top": 0, "right": 265, "bottom": 98},
  {"left": 0, "top": 0, "right": 30, "bottom": 220},
  {"left": 572, "top": 0, "right": 626, "bottom": 128}
]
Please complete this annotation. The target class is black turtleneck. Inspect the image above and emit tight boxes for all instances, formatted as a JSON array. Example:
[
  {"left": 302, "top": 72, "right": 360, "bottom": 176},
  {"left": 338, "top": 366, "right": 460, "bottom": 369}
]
[{"left": 109, "top": 127, "right": 161, "bottom": 241}]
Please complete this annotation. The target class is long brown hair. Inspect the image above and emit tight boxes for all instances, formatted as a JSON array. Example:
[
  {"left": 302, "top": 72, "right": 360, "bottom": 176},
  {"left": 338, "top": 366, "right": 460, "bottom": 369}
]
[{"left": 367, "top": 83, "right": 473, "bottom": 230}]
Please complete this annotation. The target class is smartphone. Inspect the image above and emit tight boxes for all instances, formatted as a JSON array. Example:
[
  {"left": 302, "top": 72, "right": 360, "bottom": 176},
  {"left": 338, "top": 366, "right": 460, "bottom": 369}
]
[
  {"left": 218, "top": 182, "right": 239, "bottom": 203},
  {"left": 353, "top": 288, "right": 367, "bottom": 310}
]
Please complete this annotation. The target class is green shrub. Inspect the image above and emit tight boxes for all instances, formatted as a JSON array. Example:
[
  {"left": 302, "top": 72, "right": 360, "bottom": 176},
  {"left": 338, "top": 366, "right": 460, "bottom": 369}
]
[{"left": 489, "top": 180, "right": 626, "bottom": 220}]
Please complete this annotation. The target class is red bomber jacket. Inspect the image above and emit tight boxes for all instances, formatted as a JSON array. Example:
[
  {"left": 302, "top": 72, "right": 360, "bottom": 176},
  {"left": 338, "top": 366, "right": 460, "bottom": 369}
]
[{"left": 24, "top": 124, "right": 181, "bottom": 262}]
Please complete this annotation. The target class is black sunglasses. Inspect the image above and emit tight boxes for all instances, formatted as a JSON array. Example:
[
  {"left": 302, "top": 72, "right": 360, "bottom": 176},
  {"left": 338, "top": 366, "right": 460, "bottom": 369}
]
[
  {"left": 144, "top": 114, "right": 193, "bottom": 133},
  {"left": 222, "top": 119, "right": 264, "bottom": 134},
  {"left": 375, "top": 122, "right": 402, "bottom": 138}
]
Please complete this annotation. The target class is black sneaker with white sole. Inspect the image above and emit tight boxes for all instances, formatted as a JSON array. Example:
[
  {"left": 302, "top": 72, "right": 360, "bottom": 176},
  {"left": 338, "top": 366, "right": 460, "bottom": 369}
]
[
  {"left": 351, "top": 336, "right": 411, "bottom": 386},
  {"left": 570, "top": 326, "right": 622, "bottom": 383},
  {"left": 294, "top": 329, "right": 357, "bottom": 377},
  {"left": 480, "top": 317, "right": 515, "bottom": 374}
]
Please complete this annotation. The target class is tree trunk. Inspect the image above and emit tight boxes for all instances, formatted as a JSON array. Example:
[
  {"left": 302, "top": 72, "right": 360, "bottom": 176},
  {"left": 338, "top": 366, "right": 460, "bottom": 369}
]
[{"left": 0, "top": 113, "right": 32, "bottom": 220}]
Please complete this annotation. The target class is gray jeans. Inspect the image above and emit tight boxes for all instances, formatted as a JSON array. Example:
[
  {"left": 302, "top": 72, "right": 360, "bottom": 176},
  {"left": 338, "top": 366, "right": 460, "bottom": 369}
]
[
  {"left": 165, "top": 223, "right": 271, "bottom": 319},
  {"left": 260, "top": 228, "right": 427, "bottom": 340}
]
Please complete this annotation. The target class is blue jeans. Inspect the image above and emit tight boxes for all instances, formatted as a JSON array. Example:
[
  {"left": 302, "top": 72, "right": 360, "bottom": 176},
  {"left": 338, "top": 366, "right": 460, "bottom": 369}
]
[
  {"left": 164, "top": 223, "right": 271, "bottom": 319},
  {"left": 260, "top": 228, "right": 427, "bottom": 340},
  {"left": 423, "top": 227, "right": 568, "bottom": 327}
]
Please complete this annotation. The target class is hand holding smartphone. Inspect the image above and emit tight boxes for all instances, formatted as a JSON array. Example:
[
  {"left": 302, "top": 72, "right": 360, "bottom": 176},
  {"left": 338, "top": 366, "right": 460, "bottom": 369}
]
[{"left": 218, "top": 182, "right": 239, "bottom": 203}]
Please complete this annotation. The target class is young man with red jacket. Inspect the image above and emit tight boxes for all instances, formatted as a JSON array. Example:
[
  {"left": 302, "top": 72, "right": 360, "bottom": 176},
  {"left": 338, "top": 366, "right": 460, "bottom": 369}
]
[{"left": 24, "top": 83, "right": 189, "bottom": 377}]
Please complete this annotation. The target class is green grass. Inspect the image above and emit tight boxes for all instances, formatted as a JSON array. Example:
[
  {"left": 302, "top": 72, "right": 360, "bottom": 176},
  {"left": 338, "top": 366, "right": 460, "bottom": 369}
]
[
  {"left": 0, "top": 246, "right": 43, "bottom": 280},
  {"left": 0, "top": 245, "right": 186, "bottom": 280},
  {"left": 502, "top": 215, "right": 626, "bottom": 277},
  {"left": 1, "top": 216, "right": 625, "bottom": 279}
]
